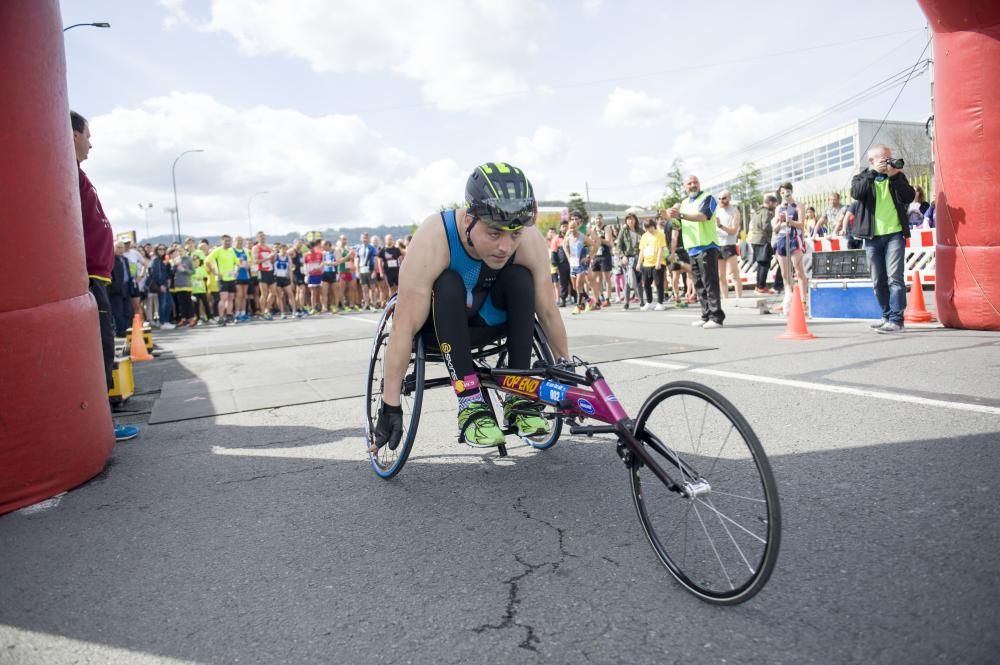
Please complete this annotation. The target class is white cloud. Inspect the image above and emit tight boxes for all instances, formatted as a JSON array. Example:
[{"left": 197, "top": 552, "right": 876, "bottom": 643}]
[
  {"left": 496, "top": 125, "right": 571, "bottom": 199},
  {"left": 603, "top": 87, "right": 668, "bottom": 128},
  {"left": 582, "top": 0, "right": 604, "bottom": 16},
  {"left": 162, "top": 0, "right": 545, "bottom": 111},
  {"left": 85, "top": 92, "right": 467, "bottom": 238},
  {"left": 671, "top": 103, "right": 822, "bottom": 178}
]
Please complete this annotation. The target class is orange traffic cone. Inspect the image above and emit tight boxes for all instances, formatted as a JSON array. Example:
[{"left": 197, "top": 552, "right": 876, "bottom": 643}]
[
  {"left": 129, "top": 313, "right": 154, "bottom": 362},
  {"left": 778, "top": 285, "right": 816, "bottom": 340},
  {"left": 904, "top": 270, "right": 935, "bottom": 323}
]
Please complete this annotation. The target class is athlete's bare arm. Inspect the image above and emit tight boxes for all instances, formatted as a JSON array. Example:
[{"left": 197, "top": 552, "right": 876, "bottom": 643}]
[
  {"left": 515, "top": 229, "right": 571, "bottom": 362},
  {"left": 381, "top": 215, "right": 449, "bottom": 406}
]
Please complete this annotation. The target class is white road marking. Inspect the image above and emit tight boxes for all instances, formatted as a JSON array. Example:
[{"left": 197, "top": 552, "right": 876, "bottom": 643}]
[{"left": 622, "top": 359, "right": 1000, "bottom": 416}]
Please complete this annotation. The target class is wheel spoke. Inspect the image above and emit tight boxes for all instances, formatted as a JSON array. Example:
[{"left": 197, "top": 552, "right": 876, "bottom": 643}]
[
  {"left": 706, "top": 496, "right": 756, "bottom": 575},
  {"left": 692, "top": 501, "right": 734, "bottom": 591},
  {"left": 695, "top": 497, "right": 766, "bottom": 544}
]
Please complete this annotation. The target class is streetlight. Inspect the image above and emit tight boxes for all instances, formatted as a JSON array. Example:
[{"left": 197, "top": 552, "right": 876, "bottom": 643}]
[
  {"left": 138, "top": 202, "right": 153, "bottom": 242},
  {"left": 247, "top": 191, "right": 270, "bottom": 237},
  {"left": 63, "top": 22, "right": 111, "bottom": 32},
  {"left": 171, "top": 149, "right": 204, "bottom": 243}
]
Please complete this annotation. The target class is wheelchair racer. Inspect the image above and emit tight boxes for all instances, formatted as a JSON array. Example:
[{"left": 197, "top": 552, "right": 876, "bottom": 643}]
[{"left": 371, "top": 162, "right": 571, "bottom": 452}]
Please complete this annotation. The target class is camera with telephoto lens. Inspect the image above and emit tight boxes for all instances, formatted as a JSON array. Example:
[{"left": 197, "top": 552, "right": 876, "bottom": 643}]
[{"left": 883, "top": 157, "right": 905, "bottom": 169}]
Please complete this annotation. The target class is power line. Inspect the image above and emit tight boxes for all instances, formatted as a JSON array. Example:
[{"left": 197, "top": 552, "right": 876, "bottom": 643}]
[
  {"left": 589, "top": 55, "right": 930, "bottom": 192},
  {"left": 336, "top": 27, "right": 926, "bottom": 116}
]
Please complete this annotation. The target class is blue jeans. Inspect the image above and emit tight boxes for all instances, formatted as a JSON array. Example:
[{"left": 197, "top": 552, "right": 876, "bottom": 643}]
[
  {"left": 158, "top": 287, "right": 174, "bottom": 324},
  {"left": 865, "top": 232, "right": 906, "bottom": 324}
]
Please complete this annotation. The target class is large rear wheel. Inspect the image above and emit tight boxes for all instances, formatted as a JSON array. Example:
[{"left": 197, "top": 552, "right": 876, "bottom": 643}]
[
  {"left": 629, "top": 381, "right": 781, "bottom": 604},
  {"left": 364, "top": 297, "right": 424, "bottom": 479}
]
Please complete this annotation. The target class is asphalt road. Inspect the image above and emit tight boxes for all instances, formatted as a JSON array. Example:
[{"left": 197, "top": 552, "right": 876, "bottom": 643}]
[{"left": 2, "top": 301, "right": 999, "bottom": 665}]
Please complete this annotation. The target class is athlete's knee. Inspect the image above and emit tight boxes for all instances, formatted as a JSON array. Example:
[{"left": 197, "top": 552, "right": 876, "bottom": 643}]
[
  {"left": 499, "top": 263, "right": 533, "bottom": 290},
  {"left": 432, "top": 269, "right": 465, "bottom": 298}
]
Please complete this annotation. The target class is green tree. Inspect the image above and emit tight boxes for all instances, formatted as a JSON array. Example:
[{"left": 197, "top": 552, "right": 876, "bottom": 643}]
[
  {"left": 730, "top": 161, "right": 762, "bottom": 234},
  {"left": 566, "top": 192, "right": 588, "bottom": 222},
  {"left": 657, "top": 158, "right": 685, "bottom": 210}
]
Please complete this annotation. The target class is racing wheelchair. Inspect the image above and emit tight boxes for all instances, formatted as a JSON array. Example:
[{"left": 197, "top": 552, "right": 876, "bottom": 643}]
[{"left": 364, "top": 295, "right": 781, "bottom": 604}]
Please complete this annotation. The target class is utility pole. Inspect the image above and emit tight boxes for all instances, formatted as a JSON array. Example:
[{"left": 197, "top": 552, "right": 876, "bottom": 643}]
[
  {"left": 138, "top": 202, "right": 153, "bottom": 242},
  {"left": 165, "top": 207, "right": 177, "bottom": 242}
]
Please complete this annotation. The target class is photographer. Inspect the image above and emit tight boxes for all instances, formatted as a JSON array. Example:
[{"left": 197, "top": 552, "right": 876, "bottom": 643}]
[{"left": 850, "top": 144, "right": 916, "bottom": 333}]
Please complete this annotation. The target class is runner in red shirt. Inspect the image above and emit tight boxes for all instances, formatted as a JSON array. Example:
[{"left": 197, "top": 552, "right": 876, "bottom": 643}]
[
  {"left": 304, "top": 240, "right": 325, "bottom": 314},
  {"left": 253, "top": 231, "right": 276, "bottom": 320}
]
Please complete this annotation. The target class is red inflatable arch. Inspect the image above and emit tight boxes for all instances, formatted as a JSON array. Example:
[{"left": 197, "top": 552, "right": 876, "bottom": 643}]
[
  {"left": 0, "top": 0, "right": 113, "bottom": 514},
  {"left": 919, "top": 0, "right": 1000, "bottom": 330}
]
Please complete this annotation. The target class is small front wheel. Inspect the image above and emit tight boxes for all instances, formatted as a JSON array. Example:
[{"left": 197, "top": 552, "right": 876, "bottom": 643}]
[
  {"left": 364, "top": 297, "right": 424, "bottom": 479},
  {"left": 629, "top": 381, "right": 781, "bottom": 604}
]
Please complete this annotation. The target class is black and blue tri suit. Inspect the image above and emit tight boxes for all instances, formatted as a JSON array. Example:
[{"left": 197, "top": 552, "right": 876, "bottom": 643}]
[{"left": 422, "top": 209, "right": 536, "bottom": 395}]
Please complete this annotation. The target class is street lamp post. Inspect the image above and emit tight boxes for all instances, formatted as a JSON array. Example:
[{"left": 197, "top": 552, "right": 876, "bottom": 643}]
[
  {"left": 171, "top": 149, "right": 204, "bottom": 243},
  {"left": 138, "top": 202, "right": 153, "bottom": 242},
  {"left": 247, "top": 191, "right": 270, "bottom": 237},
  {"left": 63, "top": 22, "right": 111, "bottom": 32}
]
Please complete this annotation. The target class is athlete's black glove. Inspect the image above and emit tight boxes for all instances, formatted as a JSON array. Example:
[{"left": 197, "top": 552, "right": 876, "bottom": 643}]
[{"left": 373, "top": 400, "right": 404, "bottom": 451}]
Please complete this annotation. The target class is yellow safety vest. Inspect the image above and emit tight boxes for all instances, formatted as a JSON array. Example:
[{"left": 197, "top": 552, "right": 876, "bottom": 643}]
[{"left": 678, "top": 191, "right": 718, "bottom": 252}]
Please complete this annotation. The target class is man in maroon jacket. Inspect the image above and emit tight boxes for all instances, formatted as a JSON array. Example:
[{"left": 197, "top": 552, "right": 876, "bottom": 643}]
[{"left": 72, "top": 111, "right": 139, "bottom": 441}]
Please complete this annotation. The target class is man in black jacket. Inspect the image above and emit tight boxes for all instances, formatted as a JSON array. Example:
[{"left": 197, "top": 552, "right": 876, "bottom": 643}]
[{"left": 850, "top": 144, "right": 915, "bottom": 333}]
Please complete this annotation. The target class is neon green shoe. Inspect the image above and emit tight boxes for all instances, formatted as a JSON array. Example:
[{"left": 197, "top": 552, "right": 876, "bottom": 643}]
[
  {"left": 458, "top": 401, "right": 505, "bottom": 447},
  {"left": 503, "top": 396, "right": 550, "bottom": 438}
]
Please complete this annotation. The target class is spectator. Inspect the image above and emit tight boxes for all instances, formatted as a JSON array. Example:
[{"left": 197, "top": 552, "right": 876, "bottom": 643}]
[
  {"left": 563, "top": 213, "right": 592, "bottom": 314},
  {"left": 336, "top": 234, "right": 357, "bottom": 311},
  {"left": 122, "top": 239, "right": 145, "bottom": 322},
  {"left": 304, "top": 239, "right": 325, "bottom": 313},
  {"left": 667, "top": 175, "right": 724, "bottom": 328},
  {"left": 803, "top": 206, "right": 820, "bottom": 237},
  {"left": 553, "top": 219, "right": 573, "bottom": 306},
  {"left": 253, "top": 231, "right": 276, "bottom": 320},
  {"left": 923, "top": 200, "right": 936, "bottom": 229},
  {"left": 821, "top": 192, "right": 847, "bottom": 241},
  {"left": 773, "top": 208, "right": 808, "bottom": 316},
  {"left": 771, "top": 182, "right": 797, "bottom": 293},
  {"left": 109, "top": 241, "right": 133, "bottom": 335},
  {"left": 749, "top": 194, "right": 777, "bottom": 294},
  {"left": 638, "top": 218, "right": 666, "bottom": 311},
  {"left": 205, "top": 235, "right": 239, "bottom": 325},
  {"left": 378, "top": 234, "right": 403, "bottom": 299},
  {"left": 273, "top": 244, "right": 293, "bottom": 318},
  {"left": 715, "top": 190, "right": 742, "bottom": 299},
  {"left": 233, "top": 236, "right": 251, "bottom": 322},
  {"left": 665, "top": 209, "right": 695, "bottom": 307},
  {"left": 851, "top": 143, "right": 915, "bottom": 333},
  {"left": 356, "top": 232, "right": 377, "bottom": 310},
  {"left": 191, "top": 256, "right": 210, "bottom": 324},
  {"left": 149, "top": 244, "right": 174, "bottom": 329},
  {"left": 170, "top": 247, "right": 195, "bottom": 326},
  {"left": 546, "top": 229, "right": 561, "bottom": 304},
  {"left": 615, "top": 213, "right": 642, "bottom": 309},
  {"left": 591, "top": 214, "right": 614, "bottom": 306}
]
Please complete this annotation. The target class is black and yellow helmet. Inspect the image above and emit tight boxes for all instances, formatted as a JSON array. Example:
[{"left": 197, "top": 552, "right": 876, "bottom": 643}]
[{"left": 465, "top": 162, "right": 537, "bottom": 232}]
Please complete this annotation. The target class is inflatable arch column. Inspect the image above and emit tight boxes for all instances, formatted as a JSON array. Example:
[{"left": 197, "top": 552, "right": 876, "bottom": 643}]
[
  {"left": 918, "top": 1, "right": 1000, "bottom": 331},
  {"left": 0, "top": 0, "right": 114, "bottom": 514}
]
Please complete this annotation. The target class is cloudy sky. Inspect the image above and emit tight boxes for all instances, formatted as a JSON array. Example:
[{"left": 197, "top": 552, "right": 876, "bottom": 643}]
[{"left": 62, "top": 0, "right": 932, "bottom": 239}]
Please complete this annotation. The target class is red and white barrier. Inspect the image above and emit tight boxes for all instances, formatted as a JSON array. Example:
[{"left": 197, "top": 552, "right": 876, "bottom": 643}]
[{"left": 734, "top": 229, "right": 937, "bottom": 287}]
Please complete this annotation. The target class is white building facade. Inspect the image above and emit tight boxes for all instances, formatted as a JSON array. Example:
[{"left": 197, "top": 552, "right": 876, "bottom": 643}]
[{"left": 706, "top": 119, "right": 931, "bottom": 198}]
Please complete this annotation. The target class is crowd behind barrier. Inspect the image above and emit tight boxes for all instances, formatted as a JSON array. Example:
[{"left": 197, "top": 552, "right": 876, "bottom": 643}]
[{"left": 110, "top": 178, "right": 936, "bottom": 331}]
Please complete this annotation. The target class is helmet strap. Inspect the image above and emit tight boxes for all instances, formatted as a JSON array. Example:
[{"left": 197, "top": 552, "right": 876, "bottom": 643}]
[{"left": 464, "top": 214, "right": 478, "bottom": 248}]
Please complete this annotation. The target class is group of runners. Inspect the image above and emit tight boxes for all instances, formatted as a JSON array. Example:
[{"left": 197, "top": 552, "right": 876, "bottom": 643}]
[{"left": 121, "top": 231, "right": 408, "bottom": 328}]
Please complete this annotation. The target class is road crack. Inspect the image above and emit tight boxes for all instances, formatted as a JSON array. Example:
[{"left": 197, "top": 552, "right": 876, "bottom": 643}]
[
  {"left": 216, "top": 464, "right": 326, "bottom": 485},
  {"left": 472, "top": 495, "right": 578, "bottom": 652}
]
